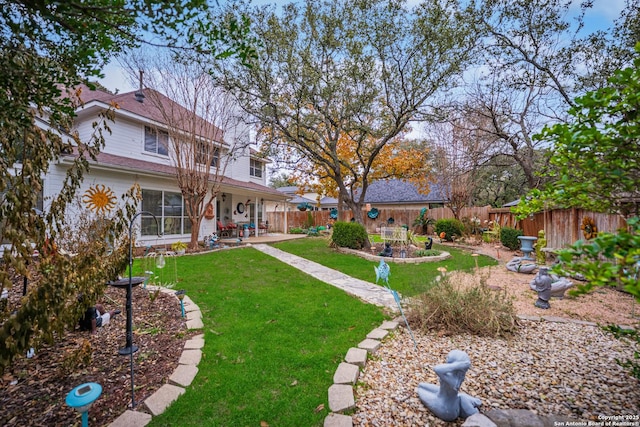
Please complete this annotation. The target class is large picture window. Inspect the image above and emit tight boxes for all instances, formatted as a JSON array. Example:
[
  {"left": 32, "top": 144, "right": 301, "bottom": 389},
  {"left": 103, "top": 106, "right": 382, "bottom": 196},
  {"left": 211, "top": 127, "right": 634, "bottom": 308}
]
[
  {"left": 141, "top": 189, "right": 191, "bottom": 236},
  {"left": 250, "top": 159, "right": 262, "bottom": 178},
  {"left": 144, "top": 126, "right": 169, "bottom": 156}
]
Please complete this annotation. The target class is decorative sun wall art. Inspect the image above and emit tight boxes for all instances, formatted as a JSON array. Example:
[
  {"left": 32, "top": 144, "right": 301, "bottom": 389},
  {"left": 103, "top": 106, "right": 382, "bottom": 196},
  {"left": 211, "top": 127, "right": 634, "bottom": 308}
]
[{"left": 83, "top": 184, "right": 117, "bottom": 214}]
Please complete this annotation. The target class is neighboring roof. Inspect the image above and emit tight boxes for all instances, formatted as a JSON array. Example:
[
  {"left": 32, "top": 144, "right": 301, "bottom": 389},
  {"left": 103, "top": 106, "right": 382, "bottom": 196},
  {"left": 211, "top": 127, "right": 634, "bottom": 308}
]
[
  {"left": 74, "top": 85, "right": 224, "bottom": 143},
  {"left": 277, "top": 186, "right": 300, "bottom": 195},
  {"left": 61, "top": 150, "right": 284, "bottom": 198},
  {"left": 360, "top": 179, "right": 447, "bottom": 204},
  {"left": 287, "top": 195, "right": 317, "bottom": 205},
  {"left": 319, "top": 196, "right": 338, "bottom": 205},
  {"left": 502, "top": 199, "right": 521, "bottom": 207}
]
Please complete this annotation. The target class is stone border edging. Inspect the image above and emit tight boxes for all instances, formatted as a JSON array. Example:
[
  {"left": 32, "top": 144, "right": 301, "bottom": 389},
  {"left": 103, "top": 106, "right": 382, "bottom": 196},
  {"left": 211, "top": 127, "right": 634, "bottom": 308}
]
[
  {"left": 107, "top": 287, "right": 205, "bottom": 427},
  {"left": 324, "top": 320, "right": 400, "bottom": 427},
  {"left": 337, "top": 247, "right": 451, "bottom": 264}
]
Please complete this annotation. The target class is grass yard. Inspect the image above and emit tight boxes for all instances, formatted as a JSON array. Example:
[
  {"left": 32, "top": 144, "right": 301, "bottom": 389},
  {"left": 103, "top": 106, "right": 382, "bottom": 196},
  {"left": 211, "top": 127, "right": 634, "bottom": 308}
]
[
  {"left": 273, "top": 236, "right": 498, "bottom": 296},
  {"left": 140, "top": 247, "right": 386, "bottom": 427},
  {"left": 136, "top": 237, "right": 496, "bottom": 426}
]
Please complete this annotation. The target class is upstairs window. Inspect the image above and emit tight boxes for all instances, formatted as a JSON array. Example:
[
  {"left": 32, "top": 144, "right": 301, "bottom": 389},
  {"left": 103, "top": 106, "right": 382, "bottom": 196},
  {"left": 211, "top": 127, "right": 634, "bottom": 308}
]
[
  {"left": 195, "top": 142, "right": 220, "bottom": 168},
  {"left": 250, "top": 159, "right": 263, "bottom": 178},
  {"left": 144, "top": 126, "right": 169, "bottom": 156}
]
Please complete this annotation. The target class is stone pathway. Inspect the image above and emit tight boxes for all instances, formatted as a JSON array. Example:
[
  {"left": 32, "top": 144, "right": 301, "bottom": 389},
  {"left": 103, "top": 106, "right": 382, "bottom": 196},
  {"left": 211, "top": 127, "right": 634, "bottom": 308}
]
[{"left": 252, "top": 244, "right": 398, "bottom": 311}]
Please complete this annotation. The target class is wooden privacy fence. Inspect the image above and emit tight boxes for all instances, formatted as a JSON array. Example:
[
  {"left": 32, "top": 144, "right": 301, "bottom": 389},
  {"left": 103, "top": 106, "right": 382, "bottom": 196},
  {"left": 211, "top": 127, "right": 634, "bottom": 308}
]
[
  {"left": 265, "top": 206, "right": 491, "bottom": 234},
  {"left": 266, "top": 205, "right": 628, "bottom": 250},
  {"left": 489, "top": 208, "right": 627, "bottom": 250}
]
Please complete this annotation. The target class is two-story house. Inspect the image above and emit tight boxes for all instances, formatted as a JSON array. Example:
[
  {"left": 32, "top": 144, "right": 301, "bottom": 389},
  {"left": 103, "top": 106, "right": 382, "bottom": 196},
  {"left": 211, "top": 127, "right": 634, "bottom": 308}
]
[{"left": 45, "top": 85, "right": 287, "bottom": 246}]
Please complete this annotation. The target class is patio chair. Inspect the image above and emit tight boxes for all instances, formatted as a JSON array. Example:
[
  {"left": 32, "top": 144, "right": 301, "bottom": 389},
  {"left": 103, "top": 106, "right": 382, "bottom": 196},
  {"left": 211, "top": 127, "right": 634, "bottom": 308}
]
[{"left": 217, "top": 220, "right": 231, "bottom": 237}]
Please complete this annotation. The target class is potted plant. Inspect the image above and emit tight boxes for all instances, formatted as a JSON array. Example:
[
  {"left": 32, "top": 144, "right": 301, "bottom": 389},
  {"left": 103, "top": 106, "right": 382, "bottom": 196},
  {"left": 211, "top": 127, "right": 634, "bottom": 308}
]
[{"left": 171, "top": 241, "right": 187, "bottom": 255}]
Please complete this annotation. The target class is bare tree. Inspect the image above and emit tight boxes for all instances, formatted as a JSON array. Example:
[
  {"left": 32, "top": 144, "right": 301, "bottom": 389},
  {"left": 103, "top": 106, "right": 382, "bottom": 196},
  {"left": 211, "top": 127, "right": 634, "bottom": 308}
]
[
  {"left": 429, "top": 121, "right": 477, "bottom": 220},
  {"left": 123, "top": 51, "right": 250, "bottom": 249},
  {"left": 425, "top": 0, "right": 633, "bottom": 208}
]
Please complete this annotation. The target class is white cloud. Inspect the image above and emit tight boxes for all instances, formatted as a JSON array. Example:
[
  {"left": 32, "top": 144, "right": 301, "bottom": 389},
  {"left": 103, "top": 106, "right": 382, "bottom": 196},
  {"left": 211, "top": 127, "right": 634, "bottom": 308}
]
[{"left": 97, "top": 61, "right": 136, "bottom": 94}]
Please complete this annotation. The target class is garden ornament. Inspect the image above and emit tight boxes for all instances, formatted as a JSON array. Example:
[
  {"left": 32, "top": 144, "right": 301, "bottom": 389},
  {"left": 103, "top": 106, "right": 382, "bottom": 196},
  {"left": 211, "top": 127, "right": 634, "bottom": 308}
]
[
  {"left": 379, "top": 242, "right": 393, "bottom": 257},
  {"left": 374, "top": 259, "right": 417, "bottom": 349},
  {"left": 517, "top": 235, "right": 538, "bottom": 260},
  {"left": 66, "top": 382, "right": 102, "bottom": 427},
  {"left": 506, "top": 257, "right": 537, "bottom": 274},
  {"left": 417, "top": 350, "right": 482, "bottom": 421},
  {"left": 425, "top": 237, "right": 433, "bottom": 250},
  {"left": 529, "top": 271, "right": 574, "bottom": 299},
  {"left": 374, "top": 258, "right": 390, "bottom": 285},
  {"left": 532, "top": 267, "right": 553, "bottom": 309}
]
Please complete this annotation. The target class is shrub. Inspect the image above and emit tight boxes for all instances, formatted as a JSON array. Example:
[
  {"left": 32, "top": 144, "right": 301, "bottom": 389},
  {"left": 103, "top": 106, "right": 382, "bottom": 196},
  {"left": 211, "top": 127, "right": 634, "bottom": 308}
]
[
  {"left": 331, "top": 221, "right": 368, "bottom": 249},
  {"left": 289, "top": 227, "right": 306, "bottom": 234},
  {"left": 304, "top": 211, "right": 314, "bottom": 229},
  {"left": 414, "top": 249, "right": 441, "bottom": 257},
  {"left": 500, "top": 227, "right": 523, "bottom": 250},
  {"left": 434, "top": 219, "right": 464, "bottom": 241},
  {"left": 407, "top": 272, "right": 518, "bottom": 338}
]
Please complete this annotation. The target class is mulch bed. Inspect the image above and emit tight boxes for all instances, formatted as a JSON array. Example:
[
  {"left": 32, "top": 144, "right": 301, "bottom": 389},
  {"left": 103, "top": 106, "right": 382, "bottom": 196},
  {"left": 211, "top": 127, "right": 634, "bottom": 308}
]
[{"left": 0, "top": 284, "right": 193, "bottom": 426}]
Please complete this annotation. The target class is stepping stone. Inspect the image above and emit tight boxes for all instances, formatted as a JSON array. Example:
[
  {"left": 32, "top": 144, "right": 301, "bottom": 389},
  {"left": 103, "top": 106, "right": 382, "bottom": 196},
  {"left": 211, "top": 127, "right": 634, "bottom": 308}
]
[
  {"left": 178, "top": 349, "right": 202, "bottom": 365},
  {"left": 333, "top": 362, "right": 359, "bottom": 385},
  {"left": 184, "top": 337, "right": 205, "bottom": 350},
  {"left": 143, "top": 384, "right": 185, "bottom": 416},
  {"left": 328, "top": 384, "right": 355, "bottom": 413},
  {"left": 379, "top": 320, "right": 399, "bottom": 330},
  {"left": 358, "top": 338, "right": 381, "bottom": 354},
  {"left": 186, "top": 317, "right": 204, "bottom": 329},
  {"left": 108, "top": 410, "right": 152, "bottom": 427},
  {"left": 324, "top": 412, "right": 353, "bottom": 427},
  {"left": 485, "top": 409, "right": 544, "bottom": 427},
  {"left": 169, "top": 364, "right": 199, "bottom": 387},
  {"left": 461, "top": 413, "right": 497, "bottom": 427},
  {"left": 366, "top": 328, "right": 389, "bottom": 340},
  {"left": 344, "top": 347, "right": 368, "bottom": 367},
  {"left": 186, "top": 310, "right": 201, "bottom": 321}
]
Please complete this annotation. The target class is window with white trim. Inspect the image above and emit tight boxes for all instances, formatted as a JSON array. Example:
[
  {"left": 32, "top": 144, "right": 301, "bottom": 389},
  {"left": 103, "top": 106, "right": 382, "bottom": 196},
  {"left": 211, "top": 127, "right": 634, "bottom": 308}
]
[
  {"left": 250, "top": 159, "right": 262, "bottom": 178},
  {"left": 195, "top": 141, "right": 219, "bottom": 168},
  {"left": 141, "top": 189, "right": 191, "bottom": 236},
  {"left": 144, "top": 126, "right": 169, "bottom": 156}
]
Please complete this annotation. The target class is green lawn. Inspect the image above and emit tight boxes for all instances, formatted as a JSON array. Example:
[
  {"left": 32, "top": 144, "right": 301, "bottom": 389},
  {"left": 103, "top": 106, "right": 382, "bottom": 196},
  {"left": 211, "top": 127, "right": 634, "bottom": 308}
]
[
  {"left": 273, "top": 236, "right": 497, "bottom": 296},
  {"left": 142, "top": 248, "right": 385, "bottom": 427},
  {"left": 141, "top": 237, "right": 496, "bottom": 426}
]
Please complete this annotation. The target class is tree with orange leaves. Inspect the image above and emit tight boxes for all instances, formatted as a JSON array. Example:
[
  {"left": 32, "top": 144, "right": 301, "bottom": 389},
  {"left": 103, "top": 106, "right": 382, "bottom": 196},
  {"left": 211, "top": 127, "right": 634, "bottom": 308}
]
[{"left": 290, "top": 131, "right": 432, "bottom": 213}]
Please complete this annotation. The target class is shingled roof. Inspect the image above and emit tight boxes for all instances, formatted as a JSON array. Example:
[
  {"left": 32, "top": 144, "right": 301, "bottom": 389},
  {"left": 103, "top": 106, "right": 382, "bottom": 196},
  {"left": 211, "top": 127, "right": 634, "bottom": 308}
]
[
  {"left": 360, "top": 179, "right": 446, "bottom": 204},
  {"left": 75, "top": 85, "right": 224, "bottom": 143},
  {"left": 61, "top": 150, "right": 284, "bottom": 197}
]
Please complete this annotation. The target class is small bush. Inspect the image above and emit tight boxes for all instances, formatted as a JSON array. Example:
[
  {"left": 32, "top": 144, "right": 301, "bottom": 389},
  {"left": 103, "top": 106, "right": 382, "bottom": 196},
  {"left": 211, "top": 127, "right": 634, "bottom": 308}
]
[
  {"left": 407, "top": 272, "right": 518, "bottom": 337},
  {"left": 434, "top": 219, "right": 464, "bottom": 241},
  {"left": 500, "top": 227, "right": 523, "bottom": 250},
  {"left": 331, "top": 221, "right": 368, "bottom": 249},
  {"left": 289, "top": 227, "right": 306, "bottom": 234},
  {"left": 414, "top": 249, "right": 441, "bottom": 257},
  {"left": 304, "top": 211, "right": 314, "bottom": 229}
]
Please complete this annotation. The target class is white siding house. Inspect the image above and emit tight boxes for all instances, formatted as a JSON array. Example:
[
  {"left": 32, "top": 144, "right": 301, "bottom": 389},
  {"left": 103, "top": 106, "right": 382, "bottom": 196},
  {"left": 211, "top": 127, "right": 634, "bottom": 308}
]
[{"left": 43, "top": 85, "right": 287, "bottom": 246}]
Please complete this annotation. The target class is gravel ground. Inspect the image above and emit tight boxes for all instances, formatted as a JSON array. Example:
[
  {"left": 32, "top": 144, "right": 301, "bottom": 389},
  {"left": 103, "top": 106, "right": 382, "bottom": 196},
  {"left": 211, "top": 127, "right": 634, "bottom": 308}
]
[{"left": 353, "top": 320, "right": 640, "bottom": 426}]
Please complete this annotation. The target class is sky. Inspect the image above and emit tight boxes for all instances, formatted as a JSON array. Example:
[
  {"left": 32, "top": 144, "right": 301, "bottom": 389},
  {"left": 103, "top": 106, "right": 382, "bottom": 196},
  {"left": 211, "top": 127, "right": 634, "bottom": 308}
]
[{"left": 97, "top": 0, "right": 626, "bottom": 94}]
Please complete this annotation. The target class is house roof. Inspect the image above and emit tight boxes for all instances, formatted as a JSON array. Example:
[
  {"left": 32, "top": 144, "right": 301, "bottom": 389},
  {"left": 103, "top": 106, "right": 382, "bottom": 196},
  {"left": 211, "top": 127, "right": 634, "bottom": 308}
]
[
  {"left": 276, "top": 186, "right": 300, "bottom": 195},
  {"left": 62, "top": 150, "right": 284, "bottom": 198},
  {"left": 319, "top": 196, "right": 338, "bottom": 205},
  {"left": 287, "top": 195, "right": 317, "bottom": 205},
  {"left": 360, "top": 179, "right": 447, "bottom": 204},
  {"left": 75, "top": 85, "right": 225, "bottom": 143}
]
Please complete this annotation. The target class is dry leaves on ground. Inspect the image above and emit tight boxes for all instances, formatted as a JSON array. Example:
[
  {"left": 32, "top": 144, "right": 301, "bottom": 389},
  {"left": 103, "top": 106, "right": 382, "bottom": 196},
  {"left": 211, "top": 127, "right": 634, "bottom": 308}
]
[{"left": 0, "top": 285, "right": 193, "bottom": 426}]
